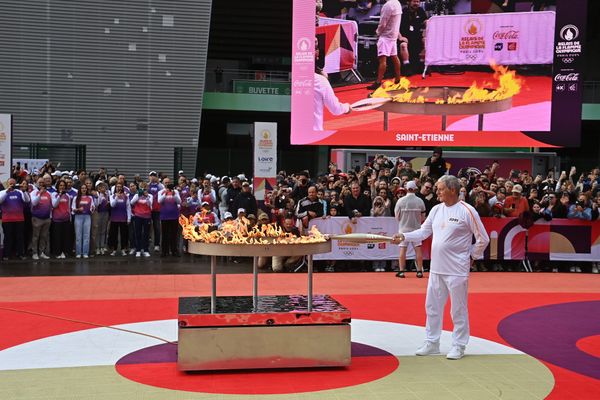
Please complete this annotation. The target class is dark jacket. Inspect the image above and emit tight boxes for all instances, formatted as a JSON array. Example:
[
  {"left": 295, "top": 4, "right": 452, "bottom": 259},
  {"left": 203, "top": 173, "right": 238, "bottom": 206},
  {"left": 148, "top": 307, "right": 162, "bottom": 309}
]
[
  {"left": 344, "top": 194, "right": 371, "bottom": 219},
  {"left": 232, "top": 191, "right": 257, "bottom": 216},
  {"left": 296, "top": 197, "right": 324, "bottom": 220}
]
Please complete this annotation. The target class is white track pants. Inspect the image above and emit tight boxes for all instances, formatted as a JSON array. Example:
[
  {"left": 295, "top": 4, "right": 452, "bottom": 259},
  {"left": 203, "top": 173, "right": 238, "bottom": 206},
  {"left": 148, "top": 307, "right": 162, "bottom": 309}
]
[{"left": 425, "top": 272, "right": 470, "bottom": 347}]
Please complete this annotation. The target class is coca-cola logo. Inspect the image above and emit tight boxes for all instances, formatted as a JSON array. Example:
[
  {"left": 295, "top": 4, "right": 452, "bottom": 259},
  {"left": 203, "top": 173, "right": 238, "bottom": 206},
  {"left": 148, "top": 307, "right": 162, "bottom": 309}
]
[
  {"left": 554, "top": 73, "right": 579, "bottom": 82},
  {"left": 493, "top": 30, "right": 519, "bottom": 40}
]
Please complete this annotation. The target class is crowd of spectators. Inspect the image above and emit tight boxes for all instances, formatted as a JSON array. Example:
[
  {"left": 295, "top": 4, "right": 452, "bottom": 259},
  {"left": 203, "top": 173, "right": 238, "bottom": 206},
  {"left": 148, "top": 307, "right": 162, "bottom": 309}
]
[{"left": 1, "top": 151, "right": 599, "bottom": 273}]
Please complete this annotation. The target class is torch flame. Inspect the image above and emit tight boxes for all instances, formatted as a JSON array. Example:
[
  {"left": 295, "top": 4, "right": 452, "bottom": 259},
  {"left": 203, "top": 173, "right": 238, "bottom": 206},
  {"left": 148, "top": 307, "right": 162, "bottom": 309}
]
[
  {"left": 370, "top": 61, "right": 521, "bottom": 105},
  {"left": 179, "top": 215, "right": 327, "bottom": 245}
]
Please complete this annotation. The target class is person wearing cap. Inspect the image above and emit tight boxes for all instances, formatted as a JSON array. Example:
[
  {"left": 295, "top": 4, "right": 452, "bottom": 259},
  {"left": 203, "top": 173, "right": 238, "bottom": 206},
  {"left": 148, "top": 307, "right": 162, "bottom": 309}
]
[
  {"left": 130, "top": 182, "right": 153, "bottom": 257},
  {"left": 94, "top": 181, "right": 110, "bottom": 255},
  {"left": 147, "top": 171, "right": 164, "bottom": 252},
  {"left": 392, "top": 175, "right": 490, "bottom": 360},
  {"left": 394, "top": 180, "right": 426, "bottom": 278},
  {"left": 193, "top": 201, "right": 220, "bottom": 227},
  {"left": 221, "top": 211, "right": 233, "bottom": 222},
  {"left": 158, "top": 177, "right": 181, "bottom": 257},
  {"left": 232, "top": 181, "right": 257, "bottom": 218},
  {"left": 503, "top": 184, "right": 529, "bottom": 218}
]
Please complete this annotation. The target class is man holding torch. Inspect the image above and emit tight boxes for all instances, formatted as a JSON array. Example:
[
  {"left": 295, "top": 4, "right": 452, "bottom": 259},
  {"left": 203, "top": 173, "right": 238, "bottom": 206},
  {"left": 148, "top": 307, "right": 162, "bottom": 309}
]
[{"left": 392, "top": 175, "right": 489, "bottom": 360}]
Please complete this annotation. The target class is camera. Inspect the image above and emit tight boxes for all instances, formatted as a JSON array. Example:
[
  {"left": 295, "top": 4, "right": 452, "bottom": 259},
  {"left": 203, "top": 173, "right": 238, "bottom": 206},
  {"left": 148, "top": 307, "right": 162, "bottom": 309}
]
[
  {"left": 166, "top": 184, "right": 175, "bottom": 190},
  {"left": 577, "top": 200, "right": 585, "bottom": 208}
]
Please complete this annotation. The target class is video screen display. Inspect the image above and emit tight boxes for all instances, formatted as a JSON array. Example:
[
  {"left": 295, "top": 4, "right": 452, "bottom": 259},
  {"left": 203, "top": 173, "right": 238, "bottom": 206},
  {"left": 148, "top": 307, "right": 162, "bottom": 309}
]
[{"left": 291, "top": 0, "right": 587, "bottom": 147}]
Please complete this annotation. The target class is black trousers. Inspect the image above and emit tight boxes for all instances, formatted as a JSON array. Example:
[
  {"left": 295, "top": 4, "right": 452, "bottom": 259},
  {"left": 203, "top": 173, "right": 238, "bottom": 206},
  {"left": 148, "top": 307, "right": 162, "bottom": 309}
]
[
  {"left": 51, "top": 221, "right": 72, "bottom": 256},
  {"left": 151, "top": 211, "right": 161, "bottom": 247},
  {"left": 108, "top": 221, "right": 129, "bottom": 250},
  {"left": 2, "top": 221, "right": 25, "bottom": 258},
  {"left": 161, "top": 219, "right": 179, "bottom": 256}
]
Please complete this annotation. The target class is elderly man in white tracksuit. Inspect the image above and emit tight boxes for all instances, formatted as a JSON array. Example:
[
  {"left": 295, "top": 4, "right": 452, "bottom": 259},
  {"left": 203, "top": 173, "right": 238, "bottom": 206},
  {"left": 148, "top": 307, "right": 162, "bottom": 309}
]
[{"left": 393, "top": 175, "right": 489, "bottom": 360}]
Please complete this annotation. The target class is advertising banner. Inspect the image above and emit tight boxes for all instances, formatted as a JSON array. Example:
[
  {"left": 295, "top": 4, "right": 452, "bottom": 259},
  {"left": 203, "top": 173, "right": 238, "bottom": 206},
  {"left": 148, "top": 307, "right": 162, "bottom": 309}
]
[
  {"left": 0, "top": 114, "right": 11, "bottom": 184},
  {"left": 253, "top": 122, "right": 277, "bottom": 201},
  {"left": 291, "top": 0, "right": 587, "bottom": 148},
  {"left": 310, "top": 217, "right": 431, "bottom": 260},
  {"left": 310, "top": 216, "right": 598, "bottom": 262},
  {"left": 425, "top": 12, "right": 555, "bottom": 67}
]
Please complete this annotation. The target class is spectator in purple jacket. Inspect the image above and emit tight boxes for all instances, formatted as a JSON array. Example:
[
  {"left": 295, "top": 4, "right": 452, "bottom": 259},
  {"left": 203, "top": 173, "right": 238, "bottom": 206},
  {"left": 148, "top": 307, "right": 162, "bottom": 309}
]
[
  {"left": 131, "top": 182, "right": 153, "bottom": 257},
  {"left": 51, "top": 180, "right": 72, "bottom": 259},
  {"left": 30, "top": 177, "right": 53, "bottom": 260},
  {"left": 0, "top": 178, "right": 31, "bottom": 260},
  {"left": 108, "top": 182, "right": 131, "bottom": 256}
]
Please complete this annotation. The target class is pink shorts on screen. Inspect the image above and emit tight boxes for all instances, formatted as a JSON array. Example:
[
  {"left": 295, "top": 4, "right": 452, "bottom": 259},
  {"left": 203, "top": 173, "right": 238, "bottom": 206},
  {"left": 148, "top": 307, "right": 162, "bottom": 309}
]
[{"left": 377, "top": 37, "right": 398, "bottom": 57}]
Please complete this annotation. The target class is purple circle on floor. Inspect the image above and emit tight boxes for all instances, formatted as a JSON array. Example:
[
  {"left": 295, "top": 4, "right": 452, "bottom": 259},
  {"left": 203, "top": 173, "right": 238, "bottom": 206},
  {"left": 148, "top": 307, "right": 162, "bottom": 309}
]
[{"left": 498, "top": 300, "right": 600, "bottom": 380}]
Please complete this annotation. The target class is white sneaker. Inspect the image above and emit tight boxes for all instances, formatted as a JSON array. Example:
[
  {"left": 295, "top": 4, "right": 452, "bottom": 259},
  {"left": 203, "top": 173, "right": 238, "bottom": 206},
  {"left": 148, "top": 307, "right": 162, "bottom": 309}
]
[
  {"left": 32, "top": 254, "right": 39, "bottom": 260},
  {"left": 83, "top": 255, "right": 89, "bottom": 259},
  {"left": 135, "top": 252, "right": 141, "bottom": 258},
  {"left": 446, "top": 345, "right": 466, "bottom": 360},
  {"left": 76, "top": 255, "right": 81, "bottom": 259},
  {"left": 129, "top": 249, "right": 136, "bottom": 255},
  {"left": 575, "top": 266, "right": 582, "bottom": 273},
  {"left": 121, "top": 250, "right": 127, "bottom": 256},
  {"left": 552, "top": 267, "right": 558, "bottom": 273},
  {"left": 154, "top": 245, "right": 160, "bottom": 252},
  {"left": 593, "top": 264, "right": 599, "bottom": 274},
  {"left": 110, "top": 251, "right": 117, "bottom": 256},
  {"left": 40, "top": 253, "right": 50, "bottom": 259},
  {"left": 96, "top": 249, "right": 101, "bottom": 255},
  {"left": 143, "top": 251, "right": 151, "bottom": 257},
  {"left": 415, "top": 341, "right": 440, "bottom": 356},
  {"left": 58, "top": 253, "right": 66, "bottom": 259},
  {"left": 569, "top": 266, "right": 576, "bottom": 272}
]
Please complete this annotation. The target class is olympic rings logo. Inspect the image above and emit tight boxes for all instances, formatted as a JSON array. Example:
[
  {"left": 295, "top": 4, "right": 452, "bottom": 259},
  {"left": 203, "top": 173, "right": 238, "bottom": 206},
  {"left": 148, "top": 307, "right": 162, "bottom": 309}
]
[
  {"left": 342, "top": 251, "right": 354, "bottom": 256},
  {"left": 562, "top": 58, "right": 574, "bottom": 64}
]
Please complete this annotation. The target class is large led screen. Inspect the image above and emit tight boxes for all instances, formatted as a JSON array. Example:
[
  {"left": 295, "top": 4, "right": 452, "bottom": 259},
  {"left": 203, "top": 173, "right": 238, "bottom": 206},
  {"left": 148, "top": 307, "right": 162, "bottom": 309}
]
[{"left": 291, "top": 0, "right": 587, "bottom": 147}]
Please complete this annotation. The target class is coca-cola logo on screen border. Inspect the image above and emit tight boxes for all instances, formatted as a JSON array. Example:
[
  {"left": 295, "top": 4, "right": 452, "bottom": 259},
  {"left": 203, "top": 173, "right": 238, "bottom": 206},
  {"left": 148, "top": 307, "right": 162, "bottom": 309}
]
[{"left": 554, "top": 73, "right": 579, "bottom": 82}]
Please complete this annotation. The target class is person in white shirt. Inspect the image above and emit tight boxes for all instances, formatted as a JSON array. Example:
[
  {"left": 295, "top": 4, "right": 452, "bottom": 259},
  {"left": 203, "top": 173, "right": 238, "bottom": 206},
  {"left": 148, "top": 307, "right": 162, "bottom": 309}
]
[
  {"left": 393, "top": 175, "right": 490, "bottom": 360},
  {"left": 394, "top": 180, "right": 426, "bottom": 278},
  {"left": 367, "top": 0, "right": 403, "bottom": 90},
  {"left": 314, "top": 38, "right": 351, "bottom": 130}
]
